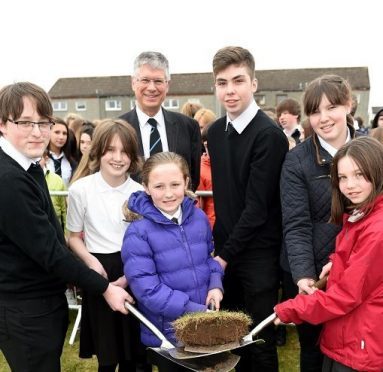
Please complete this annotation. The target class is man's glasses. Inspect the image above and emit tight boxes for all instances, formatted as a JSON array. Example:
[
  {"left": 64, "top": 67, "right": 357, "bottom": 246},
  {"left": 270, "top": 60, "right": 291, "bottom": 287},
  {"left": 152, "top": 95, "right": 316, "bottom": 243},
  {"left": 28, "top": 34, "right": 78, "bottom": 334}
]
[
  {"left": 7, "top": 118, "right": 55, "bottom": 134},
  {"left": 135, "top": 77, "right": 167, "bottom": 87}
]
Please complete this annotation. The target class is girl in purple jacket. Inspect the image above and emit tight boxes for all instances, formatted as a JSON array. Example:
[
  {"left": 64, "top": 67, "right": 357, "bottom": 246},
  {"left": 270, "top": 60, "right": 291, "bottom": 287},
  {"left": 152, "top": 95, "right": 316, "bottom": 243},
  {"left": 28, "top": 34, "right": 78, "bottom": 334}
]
[{"left": 121, "top": 152, "right": 223, "bottom": 352}]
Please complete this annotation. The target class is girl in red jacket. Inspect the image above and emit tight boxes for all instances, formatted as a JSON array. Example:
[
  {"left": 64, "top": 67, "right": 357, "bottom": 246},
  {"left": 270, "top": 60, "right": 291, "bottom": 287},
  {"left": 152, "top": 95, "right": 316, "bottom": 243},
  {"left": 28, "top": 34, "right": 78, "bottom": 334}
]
[{"left": 275, "top": 137, "right": 383, "bottom": 372}]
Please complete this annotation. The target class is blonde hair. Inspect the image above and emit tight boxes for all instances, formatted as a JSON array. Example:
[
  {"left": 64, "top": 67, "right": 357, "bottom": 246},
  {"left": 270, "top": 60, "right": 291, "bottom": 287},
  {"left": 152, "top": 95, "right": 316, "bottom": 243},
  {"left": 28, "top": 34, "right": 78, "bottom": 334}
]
[
  {"left": 71, "top": 118, "right": 141, "bottom": 184},
  {"left": 194, "top": 108, "right": 216, "bottom": 127},
  {"left": 122, "top": 152, "right": 195, "bottom": 221},
  {"left": 181, "top": 102, "right": 203, "bottom": 118}
]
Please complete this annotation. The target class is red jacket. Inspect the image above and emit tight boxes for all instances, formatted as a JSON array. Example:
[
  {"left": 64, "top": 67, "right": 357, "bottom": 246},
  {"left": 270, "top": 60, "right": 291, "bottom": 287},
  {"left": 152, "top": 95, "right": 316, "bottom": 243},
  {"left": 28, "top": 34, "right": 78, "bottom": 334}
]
[
  {"left": 275, "top": 195, "right": 383, "bottom": 371},
  {"left": 197, "top": 154, "right": 215, "bottom": 228}
]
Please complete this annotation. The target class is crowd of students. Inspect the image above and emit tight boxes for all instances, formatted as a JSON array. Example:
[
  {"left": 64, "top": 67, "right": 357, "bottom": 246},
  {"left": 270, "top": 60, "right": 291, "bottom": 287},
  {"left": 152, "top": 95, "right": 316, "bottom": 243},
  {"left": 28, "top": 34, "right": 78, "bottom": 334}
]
[{"left": 1, "top": 46, "right": 383, "bottom": 372}]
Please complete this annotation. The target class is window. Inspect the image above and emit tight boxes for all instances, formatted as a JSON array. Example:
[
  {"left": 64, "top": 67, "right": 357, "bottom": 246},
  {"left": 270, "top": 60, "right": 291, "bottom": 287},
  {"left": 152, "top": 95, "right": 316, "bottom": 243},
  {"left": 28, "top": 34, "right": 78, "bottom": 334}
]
[
  {"left": 254, "top": 95, "right": 266, "bottom": 106},
  {"left": 163, "top": 99, "right": 179, "bottom": 109},
  {"left": 105, "top": 100, "right": 122, "bottom": 111},
  {"left": 75, "top": 102, "right": 87, "bottom": 111},
  {"left": 53, "top": 101, "right": 68, "bottom": 111}
]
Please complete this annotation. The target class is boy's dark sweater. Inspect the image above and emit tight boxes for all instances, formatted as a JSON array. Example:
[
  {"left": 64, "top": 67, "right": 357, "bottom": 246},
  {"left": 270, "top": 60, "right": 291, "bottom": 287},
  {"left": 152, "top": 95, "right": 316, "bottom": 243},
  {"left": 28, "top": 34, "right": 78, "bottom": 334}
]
[
  {"left": 0, "top": 148, "right": 108, "bottom": 300},
  {"left": 208, "top": 110, "right": 288, "bottom": 263}
]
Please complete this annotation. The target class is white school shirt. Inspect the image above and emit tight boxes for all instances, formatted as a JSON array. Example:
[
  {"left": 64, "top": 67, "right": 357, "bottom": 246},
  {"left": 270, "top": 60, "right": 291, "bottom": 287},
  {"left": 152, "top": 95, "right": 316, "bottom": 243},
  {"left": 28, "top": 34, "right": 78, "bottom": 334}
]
[
  {"left": 136, "top": 106, "right": 169, "bottom": 159},
  {"left": 67, "top": 172, "right": 143, "bottom": 254},
  {"left": 0, "top": 136, "right": 39, "bottom": 170},
  {"left": 158, "top": 206, "right": 183, "bottom": 224},
  {"left": 317, "top": 128, "right": 351, "bottom": 157},
  {"left": 46, "top": 151, "right": 72, "bottom": 187},
  {"left": 225, "top": 99, "right": 259, "bottom": 134}
]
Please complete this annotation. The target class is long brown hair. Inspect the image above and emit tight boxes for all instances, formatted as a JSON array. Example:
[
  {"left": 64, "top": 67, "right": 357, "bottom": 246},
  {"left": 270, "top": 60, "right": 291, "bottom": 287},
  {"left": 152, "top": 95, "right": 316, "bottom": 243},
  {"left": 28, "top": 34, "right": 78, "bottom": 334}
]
[
  {"left": 303, "top": 74, "right": 354, "bottom": 127},
  {"left": 71, "top": 118, "right": 141, "bottom": 184},
  {"left": 330, "top": 137, "right": 383, "bottom": 224}
]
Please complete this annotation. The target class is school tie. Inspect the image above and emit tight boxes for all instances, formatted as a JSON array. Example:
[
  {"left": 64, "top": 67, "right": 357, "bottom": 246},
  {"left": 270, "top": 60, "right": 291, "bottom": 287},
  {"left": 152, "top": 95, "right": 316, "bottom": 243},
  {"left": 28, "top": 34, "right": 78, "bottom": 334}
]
[
  {"left": 171, "top": 217, "right": 179, "bottom": 224},
  {"left": 48, "top": 153, "right": 63, "bottom": 176},
  {"left": 27, "top": 162, "right": 49, "bottom": 197},
  {"left": 148, "top": 118, "right": 163, "bottom": 155},
  {"left": 227, "top": 122, "right": 236, "bottom": 135}
]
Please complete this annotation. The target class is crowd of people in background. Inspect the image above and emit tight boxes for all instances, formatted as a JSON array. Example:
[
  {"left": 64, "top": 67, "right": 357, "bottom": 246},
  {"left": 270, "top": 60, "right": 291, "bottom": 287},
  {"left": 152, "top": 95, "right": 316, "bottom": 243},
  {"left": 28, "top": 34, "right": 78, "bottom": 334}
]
[{"left": 1, "top": 46, "right": 383, "bottom": 372}]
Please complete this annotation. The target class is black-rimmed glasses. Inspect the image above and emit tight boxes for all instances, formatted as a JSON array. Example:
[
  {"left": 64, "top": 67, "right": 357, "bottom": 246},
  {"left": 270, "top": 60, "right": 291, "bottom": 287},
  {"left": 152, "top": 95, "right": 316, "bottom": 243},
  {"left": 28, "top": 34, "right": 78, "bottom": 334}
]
[{"left": 7, "top": 118, "right": 55, "bottom": 134}]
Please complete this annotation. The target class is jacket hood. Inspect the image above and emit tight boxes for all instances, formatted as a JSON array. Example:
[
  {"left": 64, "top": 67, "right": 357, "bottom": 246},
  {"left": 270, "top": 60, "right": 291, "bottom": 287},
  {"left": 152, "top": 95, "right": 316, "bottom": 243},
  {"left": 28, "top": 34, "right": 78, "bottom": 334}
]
[{"left": 128, "top": 190, "right": 196, "bottom": 224}]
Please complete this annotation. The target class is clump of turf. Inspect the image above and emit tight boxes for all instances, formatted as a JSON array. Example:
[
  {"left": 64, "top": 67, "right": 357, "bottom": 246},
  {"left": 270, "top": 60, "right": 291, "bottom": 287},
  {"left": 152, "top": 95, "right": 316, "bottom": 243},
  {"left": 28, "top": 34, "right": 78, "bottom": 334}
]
[{"left": 173, "top": 311, "right": 252, "bottom": 347}]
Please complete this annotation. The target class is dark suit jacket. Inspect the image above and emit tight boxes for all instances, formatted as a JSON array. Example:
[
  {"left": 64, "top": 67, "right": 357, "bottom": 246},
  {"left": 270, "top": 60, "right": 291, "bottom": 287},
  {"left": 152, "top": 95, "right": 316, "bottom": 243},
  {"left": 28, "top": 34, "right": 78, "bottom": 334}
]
[{"left": 120, "top": 107, "right": 201, "bottom": 190}]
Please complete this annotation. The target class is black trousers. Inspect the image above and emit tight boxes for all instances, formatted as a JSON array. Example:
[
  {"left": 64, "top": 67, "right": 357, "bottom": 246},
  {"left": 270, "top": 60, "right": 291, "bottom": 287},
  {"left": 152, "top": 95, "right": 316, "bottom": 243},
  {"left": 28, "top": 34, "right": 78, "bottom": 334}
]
[
  {"left": 322, "top": 355, "right": 358, "bottom": 372},
  {"left": 222, "top": 254, "right": 280, "bottom": 372},
  {"left": 283, "top": 270, "right": 324, "bottom": 372},
  {"left": 0, "top": 294, "right": 68, "bottom": 372}
]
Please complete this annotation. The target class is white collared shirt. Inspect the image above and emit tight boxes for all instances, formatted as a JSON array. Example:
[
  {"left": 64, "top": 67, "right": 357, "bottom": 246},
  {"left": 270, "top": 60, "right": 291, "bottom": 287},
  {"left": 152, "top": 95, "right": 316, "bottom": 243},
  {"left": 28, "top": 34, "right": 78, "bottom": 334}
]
[
  {"left": 225, "top": 99, "right": 259, "bottom": 134},
  {"left": 0, "top": 136, "right": 40, "bottom": 170},
  {"left": 67, "top": 171, "right": 144, "bottom": 254},
  {"left": 136, "top": 106, "right": 169, "bottom": 159},
  {"left": 283, "top": 125, "right": 300, "bottom": 137},
  {"left": 158, "top": 205, "right": 183, "bottom": 224},
  {"left": 46, "top": 151, "right": 72, "bottom": 187},
  {"left": 317, "top": 128, "right": 351, "bottom": 157}
]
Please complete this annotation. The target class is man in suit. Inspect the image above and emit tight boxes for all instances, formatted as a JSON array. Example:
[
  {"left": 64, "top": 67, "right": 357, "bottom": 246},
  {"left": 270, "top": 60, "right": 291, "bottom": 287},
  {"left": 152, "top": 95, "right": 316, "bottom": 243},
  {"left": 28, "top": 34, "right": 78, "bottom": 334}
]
[{"left": 120, "top": 51, "right": 201, "bottom": 190}]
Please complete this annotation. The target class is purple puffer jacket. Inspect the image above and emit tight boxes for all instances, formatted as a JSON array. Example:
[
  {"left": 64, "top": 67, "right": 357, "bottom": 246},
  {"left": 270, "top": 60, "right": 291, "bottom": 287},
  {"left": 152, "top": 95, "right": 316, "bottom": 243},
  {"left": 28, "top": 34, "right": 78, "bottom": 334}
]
[{"left": 121, "top": 191, "right": 223, "bottom": 347}]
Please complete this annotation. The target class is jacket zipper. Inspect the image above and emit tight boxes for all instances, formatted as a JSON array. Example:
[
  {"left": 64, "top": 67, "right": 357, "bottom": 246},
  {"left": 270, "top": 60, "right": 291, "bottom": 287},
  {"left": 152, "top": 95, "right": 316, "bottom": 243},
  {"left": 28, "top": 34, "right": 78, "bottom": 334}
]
[{"left": 179, "top": 225, "right": 201, "bottom": 304}]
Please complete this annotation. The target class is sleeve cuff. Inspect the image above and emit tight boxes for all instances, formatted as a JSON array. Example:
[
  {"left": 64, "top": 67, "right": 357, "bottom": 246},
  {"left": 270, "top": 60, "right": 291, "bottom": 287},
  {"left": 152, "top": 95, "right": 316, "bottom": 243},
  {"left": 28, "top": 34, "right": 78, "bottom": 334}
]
[{"left": 208, "top": 272, "right": 223, "bottom": 292}]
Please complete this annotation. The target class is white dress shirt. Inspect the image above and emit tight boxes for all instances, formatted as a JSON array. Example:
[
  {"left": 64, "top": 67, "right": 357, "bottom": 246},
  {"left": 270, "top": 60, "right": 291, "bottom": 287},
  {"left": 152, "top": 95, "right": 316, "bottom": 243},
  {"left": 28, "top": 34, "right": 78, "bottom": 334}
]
[
  {"left": 136, "top": 106, "right": 169, "bottom": 159},
  {"left": 317, "top": 128, "right": 351, "bottom": 157},
  {"left": 225, "top": 99, "right": 259, "bottom": 134},
  {"left": 0, "top": 136, "right": 39, "bottom": 170}
]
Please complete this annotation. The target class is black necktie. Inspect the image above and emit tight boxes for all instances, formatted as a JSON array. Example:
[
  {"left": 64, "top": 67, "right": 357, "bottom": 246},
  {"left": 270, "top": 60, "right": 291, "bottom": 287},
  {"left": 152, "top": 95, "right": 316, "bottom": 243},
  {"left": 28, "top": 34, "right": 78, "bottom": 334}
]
[
  {"left": 148, "top": 118, "right": 163, "bottom": 155},
  {"left": 227, "top": 122, "right": 236, "bottom": 135},
  {"left": 48, "top": 153, "right": 63, "bottom": 176},
  {"left": 27, "top": 162, "right": 49, "bottom": 197},
  {"left": 171, "top": 217, "right": 178, "bottom": 224}
]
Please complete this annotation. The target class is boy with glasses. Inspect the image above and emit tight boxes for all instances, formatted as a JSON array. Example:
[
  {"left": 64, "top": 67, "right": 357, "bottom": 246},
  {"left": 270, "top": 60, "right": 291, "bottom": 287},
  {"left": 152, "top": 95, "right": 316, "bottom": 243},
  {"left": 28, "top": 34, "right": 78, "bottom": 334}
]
[{"left": 0, "top": 82, "right": 133, "bottom": 372}]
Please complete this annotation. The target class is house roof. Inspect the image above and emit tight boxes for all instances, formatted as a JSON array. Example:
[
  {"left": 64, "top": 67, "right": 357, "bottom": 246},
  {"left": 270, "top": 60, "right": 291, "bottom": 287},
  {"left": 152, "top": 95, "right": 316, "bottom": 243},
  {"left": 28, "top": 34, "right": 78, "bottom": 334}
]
[{"left": 48, "top": 67, "right": 369, "bottom": 99}]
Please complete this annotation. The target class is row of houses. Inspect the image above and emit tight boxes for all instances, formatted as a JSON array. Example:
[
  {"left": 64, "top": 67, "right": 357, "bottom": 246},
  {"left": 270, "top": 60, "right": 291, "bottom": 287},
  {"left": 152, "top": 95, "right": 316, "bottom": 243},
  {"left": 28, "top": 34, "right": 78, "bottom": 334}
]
[{"left": 49, "top": 67, "right": 371, "bottom": 125}]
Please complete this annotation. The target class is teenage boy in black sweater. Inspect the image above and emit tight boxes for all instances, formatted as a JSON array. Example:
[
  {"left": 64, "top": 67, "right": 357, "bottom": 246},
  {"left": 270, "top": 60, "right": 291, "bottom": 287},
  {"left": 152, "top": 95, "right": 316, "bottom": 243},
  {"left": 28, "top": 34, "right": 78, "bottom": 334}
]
[
  {"left": 0, "top": 82, "right": 133, "bottom": 372},
  {"left": 208, "top": 46, "right": 288, "bottom": 372}
]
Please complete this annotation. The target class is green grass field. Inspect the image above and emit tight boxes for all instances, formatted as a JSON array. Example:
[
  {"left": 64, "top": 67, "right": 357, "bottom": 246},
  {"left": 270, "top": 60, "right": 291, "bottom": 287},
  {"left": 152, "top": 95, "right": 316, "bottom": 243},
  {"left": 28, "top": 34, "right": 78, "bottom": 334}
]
[{"left": 0, "top": 313, "right": 299, "bottom": 371}]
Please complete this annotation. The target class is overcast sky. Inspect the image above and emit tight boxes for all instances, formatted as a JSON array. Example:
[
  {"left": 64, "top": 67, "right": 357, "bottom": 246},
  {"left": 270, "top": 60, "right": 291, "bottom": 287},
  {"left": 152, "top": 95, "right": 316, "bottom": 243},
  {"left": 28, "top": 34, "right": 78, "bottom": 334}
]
[{"left": 2, "top": 0, "right": 381, "bottom": 112}]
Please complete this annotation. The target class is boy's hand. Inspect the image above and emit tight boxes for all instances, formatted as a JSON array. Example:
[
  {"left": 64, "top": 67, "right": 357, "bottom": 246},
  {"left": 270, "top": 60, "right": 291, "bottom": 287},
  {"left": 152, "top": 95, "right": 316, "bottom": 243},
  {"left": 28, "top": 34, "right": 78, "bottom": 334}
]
[
  {"left": 214, "top": 256, "right": 227, "bottom": 270},
  {"left": 103, "top": 284, "right": 134, "bottom": 314},
  {"left": 111, "top": 275, "right": 128, "bottom": 289}
]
